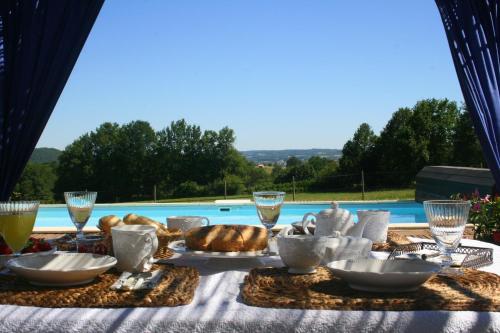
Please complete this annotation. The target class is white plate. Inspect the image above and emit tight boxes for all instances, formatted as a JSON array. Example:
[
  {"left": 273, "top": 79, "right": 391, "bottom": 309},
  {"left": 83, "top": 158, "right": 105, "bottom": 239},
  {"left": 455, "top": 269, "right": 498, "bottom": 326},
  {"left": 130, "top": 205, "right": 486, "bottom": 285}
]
[
  {"left": 168, "top": 240, "right": 271, "bottom": 258},
  {"left": 327, "top": 258, "right": 440, "bottom": 292},
  {"left": 7, "top": 253, "right": 117, "bottom": 286},
  {"left": 0, "top": 248, "right": 57, "bottom": 269}
]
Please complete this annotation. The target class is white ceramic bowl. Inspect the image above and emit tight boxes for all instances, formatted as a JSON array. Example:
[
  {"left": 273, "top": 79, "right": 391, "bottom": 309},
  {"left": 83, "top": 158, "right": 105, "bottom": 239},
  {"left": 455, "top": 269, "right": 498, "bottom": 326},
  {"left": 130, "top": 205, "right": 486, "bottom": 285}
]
[
  {"left": 322, "top": 236, "right": 373, "bottom": 264},
  {"left": 7, "top": 253, "right": 117, "bottom": 286},
  {"left": 327, "top": 258, "right": 441, "bottom": 292},
  {"left": 277, "top": 235, "right": 328, "bottom": 274}
]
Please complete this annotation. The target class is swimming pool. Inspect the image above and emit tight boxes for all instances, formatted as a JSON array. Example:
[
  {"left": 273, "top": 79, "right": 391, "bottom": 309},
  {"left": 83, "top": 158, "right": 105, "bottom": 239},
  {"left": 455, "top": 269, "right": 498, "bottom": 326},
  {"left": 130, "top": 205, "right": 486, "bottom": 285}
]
[{"left": 35, "top": 201, "right": 427, "bottom": 228}]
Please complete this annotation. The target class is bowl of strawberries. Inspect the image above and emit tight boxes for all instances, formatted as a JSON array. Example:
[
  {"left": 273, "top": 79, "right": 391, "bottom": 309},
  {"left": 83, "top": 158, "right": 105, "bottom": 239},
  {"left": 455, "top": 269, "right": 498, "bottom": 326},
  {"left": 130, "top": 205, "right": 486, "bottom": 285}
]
[{"left": 0, "top": 237, "right": 56, "bottom": 268}]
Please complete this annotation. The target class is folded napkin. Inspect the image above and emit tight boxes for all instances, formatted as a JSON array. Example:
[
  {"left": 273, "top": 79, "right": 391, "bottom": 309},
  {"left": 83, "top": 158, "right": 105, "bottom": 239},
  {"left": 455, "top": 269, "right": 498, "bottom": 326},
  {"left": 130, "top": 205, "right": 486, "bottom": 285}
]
[{"left": 111, "top": 270, "right": 164, "bottom": 291}]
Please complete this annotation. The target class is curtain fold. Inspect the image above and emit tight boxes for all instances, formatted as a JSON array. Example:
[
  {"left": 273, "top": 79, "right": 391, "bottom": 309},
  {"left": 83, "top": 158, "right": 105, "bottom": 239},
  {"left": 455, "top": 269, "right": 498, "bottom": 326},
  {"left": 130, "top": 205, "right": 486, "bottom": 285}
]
[
  {"left": 436, "top": 0, "right": 500, "bottom": 192},
  {"left": 0, "top": 0, "right": 104, "bottom": 200}
]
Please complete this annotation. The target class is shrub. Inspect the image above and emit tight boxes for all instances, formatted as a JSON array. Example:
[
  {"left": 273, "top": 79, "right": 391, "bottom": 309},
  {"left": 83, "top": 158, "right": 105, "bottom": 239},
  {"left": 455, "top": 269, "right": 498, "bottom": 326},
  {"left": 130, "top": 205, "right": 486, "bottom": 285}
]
[
  {"left": 173, "top": 181, "right": 205, "bottom": 198},
  {"left": 453, "top": 190, "right": 500, "bottom": 243}
]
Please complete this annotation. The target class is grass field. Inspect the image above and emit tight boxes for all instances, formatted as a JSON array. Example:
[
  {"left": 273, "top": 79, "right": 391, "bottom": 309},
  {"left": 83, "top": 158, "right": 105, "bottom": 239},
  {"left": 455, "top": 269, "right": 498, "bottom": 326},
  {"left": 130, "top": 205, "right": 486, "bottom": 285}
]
[{"left": 152, "top": 188, "right": 415, "bottom": 203}]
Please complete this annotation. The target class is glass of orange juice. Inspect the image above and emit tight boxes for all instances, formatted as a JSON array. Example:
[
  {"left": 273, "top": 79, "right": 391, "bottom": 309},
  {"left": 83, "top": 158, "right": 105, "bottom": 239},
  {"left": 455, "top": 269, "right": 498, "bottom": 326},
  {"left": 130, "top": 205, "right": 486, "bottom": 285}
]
[{"left": 0, "top": 201, "right": 39, "bottom": 255}]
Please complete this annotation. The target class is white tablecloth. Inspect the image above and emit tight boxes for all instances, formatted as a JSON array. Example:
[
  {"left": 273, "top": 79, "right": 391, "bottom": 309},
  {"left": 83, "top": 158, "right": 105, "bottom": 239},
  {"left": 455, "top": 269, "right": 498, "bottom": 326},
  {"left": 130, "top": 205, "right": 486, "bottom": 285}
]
[{"left": 0, "top": 239, "right": 498, "bottom": 333}]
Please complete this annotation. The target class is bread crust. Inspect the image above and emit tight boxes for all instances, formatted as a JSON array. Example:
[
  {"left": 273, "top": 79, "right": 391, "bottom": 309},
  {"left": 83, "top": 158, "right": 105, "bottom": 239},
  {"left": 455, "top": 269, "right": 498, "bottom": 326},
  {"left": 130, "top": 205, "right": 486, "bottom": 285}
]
[
  {"left": 98, "top": 215, "right": 125, "bottom": 235},
  {"left": 99, "top": 214, "right": 179, "bottom": 237},
  {"left": 123, "top": 213, "right": 171, "bottom": 233},
  {"left": 185, "top": 225, "right": 268, "bottom": 252}
]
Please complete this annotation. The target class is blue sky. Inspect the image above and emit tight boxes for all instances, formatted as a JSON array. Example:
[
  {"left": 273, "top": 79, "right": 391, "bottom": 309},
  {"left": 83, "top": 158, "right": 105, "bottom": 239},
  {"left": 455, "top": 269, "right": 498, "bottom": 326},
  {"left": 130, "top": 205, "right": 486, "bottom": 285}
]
[{"left": 37, "top": 0, "right": 463, "bottom": 151}]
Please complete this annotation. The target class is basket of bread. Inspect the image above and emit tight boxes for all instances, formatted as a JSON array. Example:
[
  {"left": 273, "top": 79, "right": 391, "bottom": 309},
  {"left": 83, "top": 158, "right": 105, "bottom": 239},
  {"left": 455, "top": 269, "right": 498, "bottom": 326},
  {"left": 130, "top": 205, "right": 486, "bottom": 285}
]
[{"left": 98, "top": 213, "right": 182, "bottom": 258}]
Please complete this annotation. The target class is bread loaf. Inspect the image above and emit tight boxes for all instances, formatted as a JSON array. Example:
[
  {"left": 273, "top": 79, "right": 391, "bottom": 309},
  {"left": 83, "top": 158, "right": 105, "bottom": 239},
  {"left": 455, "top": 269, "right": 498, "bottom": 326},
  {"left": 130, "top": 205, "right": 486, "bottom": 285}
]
[
  {"left": 123, "top": 213, "right": 169, "bottom": 232},
  {"left": 98, "top": 215, "right": 125, "bottom": 235},
  {"left": 184, "top": 225, "right": 268, "bottom": 252}
]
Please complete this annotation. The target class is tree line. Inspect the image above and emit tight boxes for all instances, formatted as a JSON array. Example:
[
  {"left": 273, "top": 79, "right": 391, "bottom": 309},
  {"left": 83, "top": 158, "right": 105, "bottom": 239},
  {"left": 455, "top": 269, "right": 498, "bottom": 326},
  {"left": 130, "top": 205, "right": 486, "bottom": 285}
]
[
  {"left": 12, "top": 98, "right": 485, "bottom": 203},
  {"left": 334, "top": 98, "right": 484, "bottom": 188}
]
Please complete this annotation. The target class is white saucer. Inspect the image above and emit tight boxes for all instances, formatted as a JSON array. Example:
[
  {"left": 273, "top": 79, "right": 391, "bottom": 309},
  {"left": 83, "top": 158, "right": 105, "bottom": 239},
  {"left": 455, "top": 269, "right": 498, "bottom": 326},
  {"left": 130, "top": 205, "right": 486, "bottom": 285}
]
[
  {"left": 0, "top": 248, "right": 56, "bottom": 269},
  {"left": 7, "top": 253, "right": 117, "bottom": 286},
  {"left": 327, "top": 258, "right": 440, "bottom": 292}
]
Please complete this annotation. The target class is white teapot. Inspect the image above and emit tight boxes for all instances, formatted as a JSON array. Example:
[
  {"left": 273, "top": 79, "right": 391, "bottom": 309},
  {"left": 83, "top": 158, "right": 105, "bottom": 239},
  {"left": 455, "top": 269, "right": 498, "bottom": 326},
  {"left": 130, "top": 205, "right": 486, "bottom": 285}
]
[{"left": 301, "top": 202, "right": 367, "bottom": 238}]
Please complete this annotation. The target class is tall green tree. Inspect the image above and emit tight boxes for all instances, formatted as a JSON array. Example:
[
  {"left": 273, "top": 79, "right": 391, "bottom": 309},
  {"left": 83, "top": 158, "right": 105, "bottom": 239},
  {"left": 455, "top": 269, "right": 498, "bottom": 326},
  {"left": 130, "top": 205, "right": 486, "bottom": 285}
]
[
  {"left": 286, "top": 156, "right": 302, "bottom": 168},
  {"left": 374, "top": 99, "right": 460, "bottom": 186},
  {"left": 311, "top": 159, "right": 339, "bottom": 190},
  {"left": 13, "top": 163, "right": 57, "bottom": 202},
  {"left": 410, "top": 99, "right": 459, "bottom": 166},
  {"left": 114, "top": 121, "right": 156, "bottom": 200},
  {"left": 54, "top": 132, "right": 96, "bottom": 199},
  {"left": 307, "top": 156, "right": 330, "bottom": 174},
  {"left": 155, "top": 120, "right": 239, "bottom": 193},
  {"left": 56, "top": 122, "right": 155, "bottom": 202},
  {"left": 88, "top": 123, "right": 121, "bottom": 200},
  {"left": 338, "top": 123, "right": 377, "bottom": 174},
  {"left": 452, "top": 109, "right": 486, "bottom": 167},
  {"left": 375, "top": 108, "right": 416, "bottom": 185}
]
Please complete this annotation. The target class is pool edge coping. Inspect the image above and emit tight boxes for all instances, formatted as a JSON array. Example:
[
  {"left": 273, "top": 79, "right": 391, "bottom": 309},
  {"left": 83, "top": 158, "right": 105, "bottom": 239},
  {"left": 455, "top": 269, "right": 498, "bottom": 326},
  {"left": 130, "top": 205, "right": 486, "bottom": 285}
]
[{"left": 40, "top": 199, "right": 417, "bottom": 208}]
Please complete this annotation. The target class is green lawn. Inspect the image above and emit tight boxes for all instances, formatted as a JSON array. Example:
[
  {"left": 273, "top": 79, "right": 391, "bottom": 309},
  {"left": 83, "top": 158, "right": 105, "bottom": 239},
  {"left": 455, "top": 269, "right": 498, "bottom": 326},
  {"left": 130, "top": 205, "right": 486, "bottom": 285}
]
[
  {"left": 150, "top": 188, "right": 415, "bottom": 203},
  {"left": 289, "top": 189, "right": 415, "bottom": 201}
]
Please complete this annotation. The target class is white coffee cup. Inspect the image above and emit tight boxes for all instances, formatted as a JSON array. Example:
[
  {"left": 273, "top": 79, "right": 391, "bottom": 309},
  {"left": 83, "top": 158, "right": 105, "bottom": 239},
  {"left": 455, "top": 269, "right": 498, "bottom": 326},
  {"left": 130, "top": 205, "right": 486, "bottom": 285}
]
[
  {"left": 166, "top": 216, "right": 210, "bottom": 232},
  {"left": 357, "top": 210, "right": 390, "bottom": 243},
  {"left": 111, "top": 225, "right": 158, "bottom": 272}
]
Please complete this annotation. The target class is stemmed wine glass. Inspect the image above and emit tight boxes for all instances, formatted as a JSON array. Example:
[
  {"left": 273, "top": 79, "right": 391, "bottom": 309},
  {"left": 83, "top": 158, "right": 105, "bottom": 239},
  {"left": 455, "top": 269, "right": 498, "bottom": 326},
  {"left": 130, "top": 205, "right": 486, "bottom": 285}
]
[
  {"left": 0, "top": 201, "right": 39, "bottom": 255},
  {"left": 64, "top": 191, "right": 97, "bottom": 251},
  {"left": 423, "top": 200, "right": 471, "bottom": 269},
  {"left": 253, "top": 191, "right": 285, "bottom": 254}
]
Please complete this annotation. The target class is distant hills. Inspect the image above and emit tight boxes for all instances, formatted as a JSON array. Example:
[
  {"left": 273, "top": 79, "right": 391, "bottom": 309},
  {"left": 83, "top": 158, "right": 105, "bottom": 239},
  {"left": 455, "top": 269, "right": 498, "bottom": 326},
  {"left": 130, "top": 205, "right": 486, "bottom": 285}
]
[
  {"left": 29, "top": 147, "right": 342, "bottom": 165},
  {"left": 30, "top": 148, "right": 62, "bottom": 164},
  {"left": 240, "top": 149, "right": 342, "bottom": 164}
]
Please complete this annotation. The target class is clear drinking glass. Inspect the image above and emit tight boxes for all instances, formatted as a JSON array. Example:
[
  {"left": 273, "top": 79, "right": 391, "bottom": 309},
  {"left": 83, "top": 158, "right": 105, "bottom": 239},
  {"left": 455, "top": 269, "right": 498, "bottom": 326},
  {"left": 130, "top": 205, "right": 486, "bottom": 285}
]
[
  {"left": 0, "top": 201, "right": 39, "bottom": 255},
  {"left": 64, "top": 191, "right": 97, "bottom": 252},
  {"left": 253, "top": 191, "right": 285, "bottom": 252},
  {"left": 423, "top": 200, "right": 471, "bottom": 268}
]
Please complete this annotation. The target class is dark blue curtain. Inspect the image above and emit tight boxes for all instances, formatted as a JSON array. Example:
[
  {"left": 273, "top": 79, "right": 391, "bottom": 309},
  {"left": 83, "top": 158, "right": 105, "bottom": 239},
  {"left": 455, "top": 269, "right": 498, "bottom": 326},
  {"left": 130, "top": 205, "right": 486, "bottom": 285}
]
[
  {"left": 0, "top": 0, "right": 104, "bottom": 200},
  {"left": 436, "top": 0, "right": 500, "bottom": 191}
]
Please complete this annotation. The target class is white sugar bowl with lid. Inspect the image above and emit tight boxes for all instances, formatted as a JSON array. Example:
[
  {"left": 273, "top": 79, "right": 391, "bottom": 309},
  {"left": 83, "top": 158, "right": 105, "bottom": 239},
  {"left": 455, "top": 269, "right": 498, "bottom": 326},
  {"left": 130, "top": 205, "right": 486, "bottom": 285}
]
[{"left": 276, "top": 227, "right": 328, "bottom": 274}]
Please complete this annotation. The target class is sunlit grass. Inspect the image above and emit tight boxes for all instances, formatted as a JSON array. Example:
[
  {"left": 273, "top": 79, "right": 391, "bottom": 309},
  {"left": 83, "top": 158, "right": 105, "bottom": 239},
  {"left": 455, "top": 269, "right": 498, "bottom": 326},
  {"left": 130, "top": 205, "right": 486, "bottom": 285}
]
[{"left": 144, "top": 188, "right": 415, "bottom": 203}]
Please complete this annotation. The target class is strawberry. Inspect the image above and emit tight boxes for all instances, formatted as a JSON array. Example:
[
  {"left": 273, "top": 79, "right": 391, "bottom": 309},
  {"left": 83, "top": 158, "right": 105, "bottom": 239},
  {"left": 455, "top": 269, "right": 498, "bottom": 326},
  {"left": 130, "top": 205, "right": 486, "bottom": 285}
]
[
  {"left": 38, "top": 241, "right": 52, "bottom": 251},
  {"left": 94, "top": 243, "right": 107, "bottom": 255},
  {"left": 78, "top": 244, "right": 90, "bottom": 253},
  {"left": 0, "top": 236, "right": 50, "bottom": 254},
  {"left": 19, "top": 237, "right": 51, "bottom": 254},
  {"left": 0, "top": 244, "right": 12, "bottom": 255}
]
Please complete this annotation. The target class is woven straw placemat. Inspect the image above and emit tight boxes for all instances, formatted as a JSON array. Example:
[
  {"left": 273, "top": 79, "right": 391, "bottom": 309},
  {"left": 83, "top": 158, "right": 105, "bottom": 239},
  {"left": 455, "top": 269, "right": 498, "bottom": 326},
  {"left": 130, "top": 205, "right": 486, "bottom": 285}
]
[
  {"left": 371, "top": 231, "right": 411, "bottom": 252},
  {"left": 154, "top": 246, "right": 174, "bottom": 260},
  {"left": 0, "top": 264, "right": 198, "bottom": 308},
  {"left": 242, "top": 266, "right": 500, "bottom": 311}
]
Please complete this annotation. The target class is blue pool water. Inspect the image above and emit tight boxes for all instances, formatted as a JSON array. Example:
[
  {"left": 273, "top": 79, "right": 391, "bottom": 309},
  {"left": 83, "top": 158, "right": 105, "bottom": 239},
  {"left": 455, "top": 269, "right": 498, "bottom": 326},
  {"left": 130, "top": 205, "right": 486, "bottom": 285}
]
[{"left": 35, "top": 201, "right": 427, "bottom": 228}]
